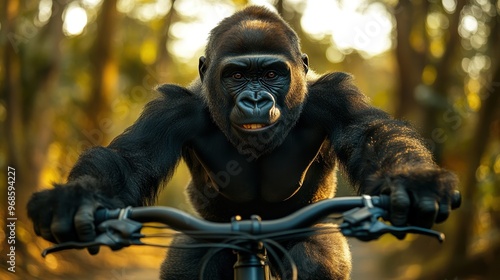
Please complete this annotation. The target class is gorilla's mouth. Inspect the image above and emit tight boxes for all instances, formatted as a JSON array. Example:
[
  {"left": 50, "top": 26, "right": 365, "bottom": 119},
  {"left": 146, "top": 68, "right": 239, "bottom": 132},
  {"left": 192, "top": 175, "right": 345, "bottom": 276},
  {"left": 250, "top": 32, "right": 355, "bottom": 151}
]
[
  {"left": 242, "top": 123, "right": 267, "bottom": 130},
  {"left": 237, "top": 122, "right": 277, "bottom": 132}
]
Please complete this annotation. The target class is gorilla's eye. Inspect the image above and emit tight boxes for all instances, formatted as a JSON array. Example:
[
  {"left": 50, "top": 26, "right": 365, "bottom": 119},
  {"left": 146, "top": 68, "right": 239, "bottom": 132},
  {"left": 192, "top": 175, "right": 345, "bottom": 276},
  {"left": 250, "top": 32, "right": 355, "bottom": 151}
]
[
  {"left": 232, "top": 73, "right": 244, "bottom": 80},
  {"left": 265, "top": 71, "right": 277, "bottom": 79}
]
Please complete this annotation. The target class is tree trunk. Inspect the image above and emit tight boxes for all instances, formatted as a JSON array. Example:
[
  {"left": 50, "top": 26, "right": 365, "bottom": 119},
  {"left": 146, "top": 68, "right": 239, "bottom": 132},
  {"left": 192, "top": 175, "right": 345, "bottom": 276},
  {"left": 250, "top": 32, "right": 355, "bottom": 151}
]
[
  {"left": 394, "top": 0, "right": 427, "bottom": 121},
  {"left": 154, "top": 0, "right": 176, "bottom": 83},
  {"left": 453, "top": 14, "right": 500, "bottom": 270},
  {"left": 420, "top": 0, "right": 466, "bottom": 162},
  {"left": 86, "top": 0, "right": 119, "bottom": 143},
  {"left": 1, "top": 0, "right": 64, "bottom": 272}
]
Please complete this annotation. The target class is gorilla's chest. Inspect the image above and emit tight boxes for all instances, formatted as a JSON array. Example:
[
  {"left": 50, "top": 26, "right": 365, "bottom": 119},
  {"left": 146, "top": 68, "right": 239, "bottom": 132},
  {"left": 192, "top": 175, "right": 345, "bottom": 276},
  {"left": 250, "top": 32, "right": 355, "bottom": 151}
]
[{"left": 190, "top": 126, "right": 326, "bottom": 203}]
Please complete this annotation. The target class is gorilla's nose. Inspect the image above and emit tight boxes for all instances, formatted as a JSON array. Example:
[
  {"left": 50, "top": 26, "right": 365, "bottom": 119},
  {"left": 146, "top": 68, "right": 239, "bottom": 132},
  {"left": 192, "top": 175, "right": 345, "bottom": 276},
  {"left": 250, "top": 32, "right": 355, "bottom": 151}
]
[{"left": 237, "top": 91, "right": 275, "bottom": 115}]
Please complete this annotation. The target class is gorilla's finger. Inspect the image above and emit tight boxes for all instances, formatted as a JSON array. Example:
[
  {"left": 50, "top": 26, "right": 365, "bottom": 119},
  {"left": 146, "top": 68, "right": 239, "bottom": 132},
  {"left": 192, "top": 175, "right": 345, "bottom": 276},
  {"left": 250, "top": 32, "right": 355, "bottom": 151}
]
[
  {"left": 50, "top": 198, "right": 79, "bottom": 243},
  {"left": 435, "top": 200, "right": 450, "bottom": 223},
  {"left": 74, "top": 202, "right": 96, "bottom": 241},
  {"left": 51, "top": 214, "right": 77, "bottom": 243},
  {"left": 390, "top": 186, "right": 410, "bottom": 227},
  {"left": 74, "top": 202, "right": 100, "bottom": 255},
  {"left": 40, "top": 224, "right": 57, "bottom": 243},
  {"left": 28, "top": 190, "right": 55, "bottom": 241},
  {"left": 36, "top": 211, "right": 54, "bottom": 240},
  {"left": 414, "top": 197, "right": 438, "bottom": 228}
]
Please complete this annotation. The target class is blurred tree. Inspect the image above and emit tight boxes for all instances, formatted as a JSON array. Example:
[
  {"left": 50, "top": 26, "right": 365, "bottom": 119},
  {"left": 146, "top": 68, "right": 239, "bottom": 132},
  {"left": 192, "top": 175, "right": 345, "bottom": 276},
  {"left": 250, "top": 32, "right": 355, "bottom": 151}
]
[
  {"left": 394, "top": 0, "right": 467, "bottom": 162},
  {"left": 1, "top": 0, "right": 65, "bottom": 277},
  {"left": 85, "top": 0, "right": 119, "bottom": 136},
  {"left": 450, "top": 13, "right": 500, "bottom": 278},
  {"left": 387, "top": 0, "right": 500, "bottom": 279},
  {"left": 154, "top": 0, "right": 176, "bottom": 83}
]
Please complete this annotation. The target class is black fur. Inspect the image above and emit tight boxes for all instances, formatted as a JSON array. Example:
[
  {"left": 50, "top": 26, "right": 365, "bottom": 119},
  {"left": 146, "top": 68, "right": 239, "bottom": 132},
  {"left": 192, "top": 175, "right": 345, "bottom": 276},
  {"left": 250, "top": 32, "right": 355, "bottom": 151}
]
[{"left": 27, "top": 6, "right": 458, "bottom": 279}]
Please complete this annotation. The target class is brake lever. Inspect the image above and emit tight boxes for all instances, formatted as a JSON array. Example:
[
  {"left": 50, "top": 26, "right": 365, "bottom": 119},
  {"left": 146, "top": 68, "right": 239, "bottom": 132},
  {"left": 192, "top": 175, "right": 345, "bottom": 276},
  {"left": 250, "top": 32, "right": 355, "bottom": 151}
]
[
  {"left": 383, "top": 224, "right": 445, "bottom": 242},
  {"left": 42, "top": 219, "right": 144, "bottom": 257},
  {"left": 340, "top": 205, "right": 445, "bottom": 243},
  {"left": 340, "top": 206, "right": 386, "bottom": 241}
]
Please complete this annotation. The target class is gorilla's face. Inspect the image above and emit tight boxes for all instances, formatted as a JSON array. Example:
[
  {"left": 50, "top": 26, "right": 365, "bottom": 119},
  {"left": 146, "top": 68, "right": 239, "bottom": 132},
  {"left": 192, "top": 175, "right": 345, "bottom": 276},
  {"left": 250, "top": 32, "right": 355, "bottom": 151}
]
[
  {"left": 221, "top": 54, "right": 289, "bottom": 138},
  {"left": 198, "top": 10, "right": 309, "bottom": 158}
]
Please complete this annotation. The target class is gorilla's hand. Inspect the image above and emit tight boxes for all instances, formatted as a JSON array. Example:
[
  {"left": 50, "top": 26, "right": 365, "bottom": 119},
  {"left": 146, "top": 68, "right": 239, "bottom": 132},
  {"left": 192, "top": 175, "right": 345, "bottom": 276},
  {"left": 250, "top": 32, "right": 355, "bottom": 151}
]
[
  {"left": 27, "top": 176, "right": 123, "bottom": 254},
  {"left": 367, "top": 167, "right": 459, "bottom": 229}
]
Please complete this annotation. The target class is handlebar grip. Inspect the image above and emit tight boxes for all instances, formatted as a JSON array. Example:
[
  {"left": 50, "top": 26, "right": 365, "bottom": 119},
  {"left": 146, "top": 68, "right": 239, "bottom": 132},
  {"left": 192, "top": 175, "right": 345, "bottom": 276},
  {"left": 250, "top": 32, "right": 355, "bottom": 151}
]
[
  {"left": 451, "top": 190, "right": 461, "bottom": 209},
  {"left": 94, "top": 208, "right": 121, "bottom": 225},
  {"left": 374, "top": 195, "right": 391, "bottom": 210}
]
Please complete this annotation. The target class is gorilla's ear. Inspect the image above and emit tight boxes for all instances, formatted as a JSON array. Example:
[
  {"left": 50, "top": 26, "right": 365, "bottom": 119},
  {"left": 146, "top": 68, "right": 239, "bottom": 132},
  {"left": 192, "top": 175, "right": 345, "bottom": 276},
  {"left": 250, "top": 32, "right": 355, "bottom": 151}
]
[
  {"left": 301, "top": 53, "right": 309, "bottom": 74},
  {"left": 199, "top": 56, "right": 207, "bottom": 82}
]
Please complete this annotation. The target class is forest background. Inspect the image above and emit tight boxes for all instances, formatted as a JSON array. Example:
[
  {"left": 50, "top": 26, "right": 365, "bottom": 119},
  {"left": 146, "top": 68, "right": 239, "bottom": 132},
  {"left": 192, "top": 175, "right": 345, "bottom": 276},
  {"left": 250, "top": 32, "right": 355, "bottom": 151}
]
[{"left": 1, "top": 0, "right": 499, "bottom": 279}]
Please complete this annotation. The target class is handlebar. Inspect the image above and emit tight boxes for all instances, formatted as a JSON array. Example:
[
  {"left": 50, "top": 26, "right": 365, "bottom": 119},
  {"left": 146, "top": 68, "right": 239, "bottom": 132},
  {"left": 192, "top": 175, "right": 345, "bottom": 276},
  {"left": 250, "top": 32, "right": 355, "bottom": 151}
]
[
  {"left": 95, "top": 190, "right": 460, "bottom": 233},
  {"left": 42, "top": 192, "right": 461, "bottom": 257},
  {"left": 95, "top": 195, "right": 390, "bottom": 234}
]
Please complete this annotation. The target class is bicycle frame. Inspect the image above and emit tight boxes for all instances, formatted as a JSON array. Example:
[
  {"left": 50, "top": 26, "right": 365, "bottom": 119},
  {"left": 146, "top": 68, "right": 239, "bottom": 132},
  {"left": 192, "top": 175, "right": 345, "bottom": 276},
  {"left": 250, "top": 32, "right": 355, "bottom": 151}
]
[{"left": 234, "top": 240, "right": 271, "bottom": 280}]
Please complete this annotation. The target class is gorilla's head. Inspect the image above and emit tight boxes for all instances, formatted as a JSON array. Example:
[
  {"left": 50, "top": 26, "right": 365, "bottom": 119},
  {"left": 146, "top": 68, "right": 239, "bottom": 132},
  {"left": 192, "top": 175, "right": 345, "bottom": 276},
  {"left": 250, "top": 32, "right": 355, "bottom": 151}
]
[{"left": 198, "top": 6, "right": 309, "bottom": 157}]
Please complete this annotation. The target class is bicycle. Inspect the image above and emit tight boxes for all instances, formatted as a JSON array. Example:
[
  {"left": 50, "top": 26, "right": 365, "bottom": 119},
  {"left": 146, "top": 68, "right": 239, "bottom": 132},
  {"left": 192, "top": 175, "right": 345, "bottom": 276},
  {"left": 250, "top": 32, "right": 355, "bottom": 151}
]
[{"left": 41, "top": 194, "right": 461, "bottom": 280}]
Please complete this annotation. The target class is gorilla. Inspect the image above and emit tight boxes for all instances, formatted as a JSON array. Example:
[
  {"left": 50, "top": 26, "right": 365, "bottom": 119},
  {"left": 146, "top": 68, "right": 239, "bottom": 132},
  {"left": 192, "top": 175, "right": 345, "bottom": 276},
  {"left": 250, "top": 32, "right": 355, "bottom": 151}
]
[{"left": 28, "top": 6, "right": 458, "bottom": 279}]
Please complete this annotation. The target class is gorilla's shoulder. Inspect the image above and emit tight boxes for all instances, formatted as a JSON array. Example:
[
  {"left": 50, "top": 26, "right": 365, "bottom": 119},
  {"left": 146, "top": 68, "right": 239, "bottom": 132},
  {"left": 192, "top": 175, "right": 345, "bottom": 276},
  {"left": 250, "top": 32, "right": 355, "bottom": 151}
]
[
  {"left": 305, "top": 71, "right": 367, "bottom": 106},
  {"left": 308, "top": 71, "right": 354, "bottom": 87},
  {"left": 152, "top": 83, "right": 207, "bottom": 113},
  {"left": 154, "top": 81, "right": 206, "bottom": 104},
  {"left": 155, "top": 83, "right": 196, "bottom": 97}
]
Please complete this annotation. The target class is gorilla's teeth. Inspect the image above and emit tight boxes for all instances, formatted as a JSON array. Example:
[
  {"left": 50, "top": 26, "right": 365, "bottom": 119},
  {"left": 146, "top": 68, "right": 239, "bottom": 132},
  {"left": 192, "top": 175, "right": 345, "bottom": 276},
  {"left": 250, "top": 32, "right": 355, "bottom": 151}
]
[{"left": 243, "top": 124, "right": 265, "bottom": 129}]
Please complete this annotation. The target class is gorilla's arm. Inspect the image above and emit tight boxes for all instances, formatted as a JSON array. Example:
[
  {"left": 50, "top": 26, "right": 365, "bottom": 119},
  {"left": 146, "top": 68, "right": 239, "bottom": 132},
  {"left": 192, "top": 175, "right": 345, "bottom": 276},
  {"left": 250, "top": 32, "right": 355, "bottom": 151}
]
[
  {"left": 68, "top": 84, "right": 205, "bottom": 206},
  {"left": 307, "top": 72, "right": 433, "bottom": 185},
  {"left": 27, "top": 84, "right": 206, "bottom": 246},
  {"left": 306, "top": 72, "right": 457, "bottom": 227}
]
